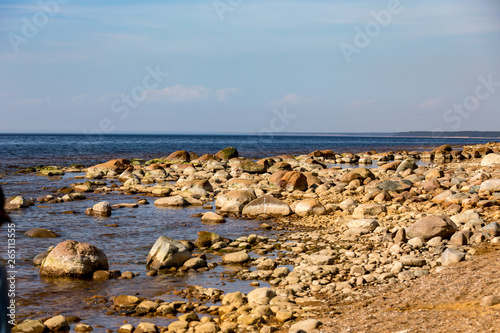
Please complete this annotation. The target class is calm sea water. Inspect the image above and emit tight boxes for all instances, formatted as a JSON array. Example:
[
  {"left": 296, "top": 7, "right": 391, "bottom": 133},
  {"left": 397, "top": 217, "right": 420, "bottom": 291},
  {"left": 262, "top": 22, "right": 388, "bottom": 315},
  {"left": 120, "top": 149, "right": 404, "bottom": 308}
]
[
  {"left": 0, "top": 134, "right": 493, "bottom": 169},
  {"left": 0, "top": 133, "right": 493, "bottom": 328}
]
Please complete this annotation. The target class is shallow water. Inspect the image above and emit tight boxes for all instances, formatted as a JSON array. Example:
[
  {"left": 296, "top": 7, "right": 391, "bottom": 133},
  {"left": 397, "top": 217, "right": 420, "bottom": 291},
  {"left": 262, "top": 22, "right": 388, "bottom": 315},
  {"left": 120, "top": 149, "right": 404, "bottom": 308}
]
[{"left": 2, "top": 171, "right": 278, "bottom": 327}]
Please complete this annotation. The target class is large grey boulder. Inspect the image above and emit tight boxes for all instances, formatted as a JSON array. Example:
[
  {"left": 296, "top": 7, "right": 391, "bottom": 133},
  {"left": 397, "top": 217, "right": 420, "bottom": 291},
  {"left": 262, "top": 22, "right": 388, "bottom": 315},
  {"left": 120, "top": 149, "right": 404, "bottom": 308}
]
[
  {"left": 39, "top": 240, "right": 108, "bottom": 278},
  {"left": 406, "top": 215, "right": 458, "bottom": 241},
  {"left": 146, "top": 236, "right": 192, "bottom": 270}
]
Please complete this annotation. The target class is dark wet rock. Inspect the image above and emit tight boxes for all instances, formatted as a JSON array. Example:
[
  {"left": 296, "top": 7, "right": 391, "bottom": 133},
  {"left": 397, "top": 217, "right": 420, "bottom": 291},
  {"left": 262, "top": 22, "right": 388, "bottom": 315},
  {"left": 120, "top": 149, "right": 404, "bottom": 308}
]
[
  {"left": 215, "top": 147, "right": 238, "bottom": 160},
  {"left": 146, "top": 236, "right": 192, "bottom": 270},
  {"left": 24, "top": 228, "right": 59, "bottom": 238},
  {"left": 39, "top": 240, "right": 109, "bottom": 278},
  {"left": 33, "top": 251, "right": 49, "bottom": 265},
  {"left": 195, "top": 231, "right": 222, "bottom": 248},
  {"left": 233, "top": 159, "right": 266, "bottom": 174},
  {"left": 93, "top": 270, "right": 121, "bottom": 280},
  {"left": 39, "top": 166, "right": 65, "bottom": 176}
]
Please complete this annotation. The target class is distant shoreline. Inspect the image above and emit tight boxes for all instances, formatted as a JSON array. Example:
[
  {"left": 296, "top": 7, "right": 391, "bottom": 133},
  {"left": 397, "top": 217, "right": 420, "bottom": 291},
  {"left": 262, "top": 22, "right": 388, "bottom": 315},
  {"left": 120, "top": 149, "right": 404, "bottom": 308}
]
[{"left": 0, "top": 131, "right": 499, "bottom": 140}]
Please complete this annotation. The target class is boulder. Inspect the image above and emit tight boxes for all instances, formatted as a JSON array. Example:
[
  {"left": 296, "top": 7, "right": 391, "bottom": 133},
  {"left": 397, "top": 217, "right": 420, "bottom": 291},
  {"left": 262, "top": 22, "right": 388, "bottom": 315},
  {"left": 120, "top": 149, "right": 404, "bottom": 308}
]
[
  {"left": 441, "top": 248, "right": 466, "bottom": 266},
  {"left": 182, "top": 257, "right": 207, "bottom": 270},
  {"left": 222, "top": 250, "right": 251, "bottom": 264},
  {"left": 352, "top": 203, "right": 386, "bottom": 219},
  {"left": 164, "top": 150, "right": 190, "bottom": 162},
  {"left": 406, "top": 215, "right": 458, "bottom": 241},
  {"left": 44, "top": 315, "right": 69, "bottom": 331},
  {"left": 215, "top": 147, "right": 238, "bottom": 160},
  {"left": 39, "top": 240, "right": 108, "bottom": 278},
  {"left": 146, "top": 236, "right": 192, "bottom": 270},
  {"left": 450, "top": 211, "right": 480, "bottom": 225},
  {"left": 396, "top": 158, "right": 418, "bottom": 173},
  {"left": 269, "top": 171, "right": 288, "bottom": 186},
  {"left": 194, "top": 231, "right": 222, "bottom": 248},
  {"left": 294, "top": 199, "right": 326, "bottom": 217},
  {"left": 341, "top": 168, "right": 375, "bottom": 183},
  {"left": 24, "top": 228, "right": 59, "bottom": 238},
  {"left": 233, "top": 159, "right": 266, "bottom": 174},
  {"left": 289, "top": 319, "right": 322, "bottom": 333},
  {"left": 154, "top": 196, "right": 188, "bottom": 207},
  {"left": 279, "top": 171, "right": 307, "bottom": 191},
  {"left": 86, "top": 159, "right": 129, "bottom": 177},
  {"left": 303, "top": 172, "right": 323, "bottom": 187},
  {"left": 347, "top": 219, "right": 379, "bottom": 232},
  {"left": 4, "top": 196, "right": 30, "bottom": 209},
  {"left": 247, "top": 287, "right": 276, "bottom": 305},
  {"left": 480, "top": 179, "right": 500, "bottom": 193},
  {"left": 215, "top": 189, "right": 256, "bottom": 209},
  {"left": 134, "top": 323, "right": 158, "bottom": 333},
  {"left": 201, "top": 212, "right": 225, "bottom": 224},
  {"left": 242, "top": 195, "right": 291, "bottom": 216},
  {"left": 91, "top": 201, "right": 112, "bottom": 217},
  {"left": 12, "top": 320, "right": 45, "bottom": 333},
  {"left": 481, "top": 153, "right": 500, "bottom": 167},
  {"left": 378, "top": 180, "right": 412, "bottom": 192},
  {"left": 182, "top": 179, "right": 213, "bottom": 192}
]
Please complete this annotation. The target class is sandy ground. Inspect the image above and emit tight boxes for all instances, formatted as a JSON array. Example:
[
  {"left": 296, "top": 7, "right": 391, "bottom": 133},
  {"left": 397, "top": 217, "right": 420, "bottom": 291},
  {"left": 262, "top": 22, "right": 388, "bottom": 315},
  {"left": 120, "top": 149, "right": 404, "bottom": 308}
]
[{"left": 318, "top": 244, "right": 500, "bottom": 333}]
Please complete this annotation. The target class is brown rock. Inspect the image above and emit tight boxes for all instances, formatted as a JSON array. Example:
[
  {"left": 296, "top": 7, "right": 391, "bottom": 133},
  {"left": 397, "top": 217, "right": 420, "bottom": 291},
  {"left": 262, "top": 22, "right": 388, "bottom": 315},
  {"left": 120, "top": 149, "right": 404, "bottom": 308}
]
[
  {"left": 279, "top": 171, "right": 307, "bottom": 191},
  {"left": 39, "top": 240, "right": 109, "bottom": 278},
  {"left": 406, "top": 215, "right": 458, "bottom": 241}
]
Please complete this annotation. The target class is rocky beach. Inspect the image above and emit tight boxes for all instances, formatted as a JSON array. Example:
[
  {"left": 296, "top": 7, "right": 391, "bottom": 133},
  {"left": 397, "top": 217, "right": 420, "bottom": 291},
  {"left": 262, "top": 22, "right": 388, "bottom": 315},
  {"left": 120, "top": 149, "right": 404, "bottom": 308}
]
[{"left": 3, "top": 140, "right": 500, "bottom": 333}]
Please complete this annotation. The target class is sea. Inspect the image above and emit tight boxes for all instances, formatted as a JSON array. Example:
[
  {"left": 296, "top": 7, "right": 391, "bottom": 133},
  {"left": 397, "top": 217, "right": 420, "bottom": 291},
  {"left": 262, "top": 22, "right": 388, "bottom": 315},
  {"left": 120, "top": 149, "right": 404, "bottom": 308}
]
[{"left": 0, "top": 134, "right": 494, "bottom": 327}]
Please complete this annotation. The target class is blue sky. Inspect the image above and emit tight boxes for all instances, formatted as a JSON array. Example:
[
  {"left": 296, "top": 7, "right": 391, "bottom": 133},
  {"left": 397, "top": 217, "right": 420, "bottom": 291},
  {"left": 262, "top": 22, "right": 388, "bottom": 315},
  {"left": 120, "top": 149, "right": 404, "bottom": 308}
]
[{"left": 0, "top": 0, "right": 499, "bottom": 134}]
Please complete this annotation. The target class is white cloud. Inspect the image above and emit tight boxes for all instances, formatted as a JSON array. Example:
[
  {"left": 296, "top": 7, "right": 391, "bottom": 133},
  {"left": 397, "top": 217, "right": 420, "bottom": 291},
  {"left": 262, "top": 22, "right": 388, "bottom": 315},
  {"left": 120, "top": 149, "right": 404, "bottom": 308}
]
[
  {"left": 10, "top": 96, "right": 51, "bottom": 107},
  {"left": 71, "top": 93, "right": 87, "bottom": 103},
  {"left": 216, "top": 88, "right": 240, "bottom": 101},
  {"left": 267, "top": 93, "right": 316, "bottom": 107},
  {"left": 144, "top": 85, "right": 239, "bottom": 103},
  {"left": 418, "top": 97, "right": 447, "bottom": 110},
  {"left": 348, "top": 99, "right": 377, "bottom": 109},
  {"left": 146, "top": 84, "right": 210, "bottom": 102}
]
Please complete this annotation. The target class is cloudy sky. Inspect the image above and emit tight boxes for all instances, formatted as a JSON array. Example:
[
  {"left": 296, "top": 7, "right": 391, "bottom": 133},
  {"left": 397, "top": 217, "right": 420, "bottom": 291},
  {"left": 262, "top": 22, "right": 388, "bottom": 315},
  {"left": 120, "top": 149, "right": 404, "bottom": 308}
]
[{"left": 1, "top": 0, "right": 499, "bottom": 134}]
